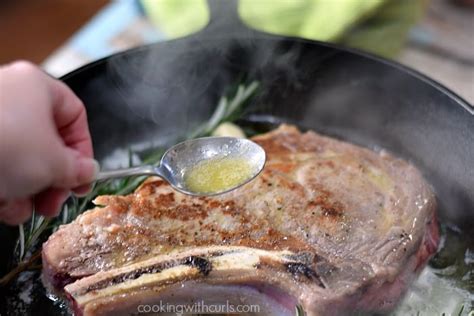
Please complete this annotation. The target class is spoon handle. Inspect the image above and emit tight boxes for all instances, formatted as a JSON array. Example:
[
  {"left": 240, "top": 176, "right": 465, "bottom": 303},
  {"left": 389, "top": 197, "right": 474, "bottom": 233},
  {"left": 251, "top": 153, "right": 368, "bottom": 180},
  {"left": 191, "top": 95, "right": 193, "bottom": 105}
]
[{"left": 96, "top": 165, "right": 157, "bottom": 181}]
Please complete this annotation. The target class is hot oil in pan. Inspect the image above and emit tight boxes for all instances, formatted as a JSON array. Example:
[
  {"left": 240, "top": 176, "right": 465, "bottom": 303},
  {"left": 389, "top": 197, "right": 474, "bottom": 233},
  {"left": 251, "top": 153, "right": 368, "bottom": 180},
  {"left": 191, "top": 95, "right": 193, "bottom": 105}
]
[
  {"left": 0, "top": 120, "right": 472, "bottom": 315},
  {"left": 394, "top": 224, "right": 473, "bottom": 315}
]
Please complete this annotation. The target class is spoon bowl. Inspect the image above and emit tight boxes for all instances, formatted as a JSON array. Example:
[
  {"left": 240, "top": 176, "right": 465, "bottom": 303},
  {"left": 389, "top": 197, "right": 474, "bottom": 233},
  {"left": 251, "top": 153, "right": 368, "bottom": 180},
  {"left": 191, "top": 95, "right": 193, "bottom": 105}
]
[{"left": 96, "top": 137, "right": 266, "bottom": 196}]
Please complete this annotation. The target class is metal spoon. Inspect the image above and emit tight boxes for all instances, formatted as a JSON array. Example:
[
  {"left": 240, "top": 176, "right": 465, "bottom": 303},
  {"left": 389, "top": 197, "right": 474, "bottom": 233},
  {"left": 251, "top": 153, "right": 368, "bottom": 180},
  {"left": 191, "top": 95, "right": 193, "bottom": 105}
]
[{"left": 96, "top": 137, "right": 266, "bottom": 196}]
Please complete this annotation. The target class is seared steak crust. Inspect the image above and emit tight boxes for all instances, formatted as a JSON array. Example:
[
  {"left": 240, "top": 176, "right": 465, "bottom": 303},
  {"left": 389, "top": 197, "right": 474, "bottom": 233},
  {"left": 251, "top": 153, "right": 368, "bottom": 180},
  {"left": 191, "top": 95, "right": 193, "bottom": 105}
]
[{"left": 42, "top": 125, "right": 439, "bottom": 315}]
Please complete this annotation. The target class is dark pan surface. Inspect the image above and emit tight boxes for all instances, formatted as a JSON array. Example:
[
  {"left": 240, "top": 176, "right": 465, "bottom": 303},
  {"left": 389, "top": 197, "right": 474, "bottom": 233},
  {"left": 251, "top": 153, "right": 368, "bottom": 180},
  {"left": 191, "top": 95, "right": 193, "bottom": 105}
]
[{"left": 0, "top": 1, "right": 473, "bottom": 314}]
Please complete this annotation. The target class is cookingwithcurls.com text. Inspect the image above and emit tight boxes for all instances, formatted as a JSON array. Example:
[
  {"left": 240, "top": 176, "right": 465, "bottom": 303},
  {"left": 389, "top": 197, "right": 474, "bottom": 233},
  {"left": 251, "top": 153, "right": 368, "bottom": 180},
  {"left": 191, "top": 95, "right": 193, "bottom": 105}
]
[{"left": 137, "top": 300, "right": 261, "bottom": 314}]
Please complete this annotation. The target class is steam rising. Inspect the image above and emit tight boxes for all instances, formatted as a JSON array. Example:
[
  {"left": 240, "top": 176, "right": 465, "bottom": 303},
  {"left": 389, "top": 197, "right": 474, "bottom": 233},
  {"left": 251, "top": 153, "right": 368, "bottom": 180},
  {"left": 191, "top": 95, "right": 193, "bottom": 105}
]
[{"left": 104, "top": 0, "right": 326, "bottom": 144}]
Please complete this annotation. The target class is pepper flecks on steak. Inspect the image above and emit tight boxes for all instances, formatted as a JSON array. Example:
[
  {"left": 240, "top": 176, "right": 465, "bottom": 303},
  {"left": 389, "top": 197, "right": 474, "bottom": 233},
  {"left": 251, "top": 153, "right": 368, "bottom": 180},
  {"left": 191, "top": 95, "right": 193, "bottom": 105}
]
[{"left": 42, "top": 124, "right": 439, "bottom": 316}]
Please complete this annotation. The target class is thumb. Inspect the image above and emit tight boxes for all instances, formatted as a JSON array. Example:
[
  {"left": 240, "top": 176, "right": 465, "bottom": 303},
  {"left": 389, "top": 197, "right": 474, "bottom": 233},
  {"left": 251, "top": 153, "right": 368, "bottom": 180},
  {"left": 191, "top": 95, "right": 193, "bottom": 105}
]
[{"left": 50, "top": 147, "right": 99, "bottom": 189}]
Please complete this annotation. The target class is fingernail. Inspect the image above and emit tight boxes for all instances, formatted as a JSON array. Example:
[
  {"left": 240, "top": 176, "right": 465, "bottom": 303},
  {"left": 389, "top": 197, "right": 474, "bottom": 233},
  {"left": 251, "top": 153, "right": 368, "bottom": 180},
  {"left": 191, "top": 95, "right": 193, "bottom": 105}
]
[{"left": 78, "top": 158, "right": 100, "bottom": 184}]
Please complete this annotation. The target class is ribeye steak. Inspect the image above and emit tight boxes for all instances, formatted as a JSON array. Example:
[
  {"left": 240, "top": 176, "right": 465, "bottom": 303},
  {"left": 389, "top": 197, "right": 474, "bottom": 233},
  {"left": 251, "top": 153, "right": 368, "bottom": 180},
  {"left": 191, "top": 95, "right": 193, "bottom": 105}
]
[{"left": 42, "top": 125, "right": 439, "bottom": 315}]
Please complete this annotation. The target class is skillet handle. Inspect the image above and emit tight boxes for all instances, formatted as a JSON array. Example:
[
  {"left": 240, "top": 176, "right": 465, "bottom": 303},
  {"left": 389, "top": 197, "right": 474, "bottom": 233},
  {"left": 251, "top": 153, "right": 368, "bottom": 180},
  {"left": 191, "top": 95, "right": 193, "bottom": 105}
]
[{"left": 202, "top": 0, "right": 252, "bottom": 37}]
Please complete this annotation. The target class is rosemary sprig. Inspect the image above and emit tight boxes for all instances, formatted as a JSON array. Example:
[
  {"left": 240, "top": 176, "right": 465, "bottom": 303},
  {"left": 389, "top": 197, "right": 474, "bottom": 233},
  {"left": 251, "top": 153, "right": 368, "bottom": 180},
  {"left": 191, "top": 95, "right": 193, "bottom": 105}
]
[
  {"left": 0, "top": 252, "right": 42, "bottom": 286},
  {"left": 1, "top": 80, "right": 259, "bottom": 286},
  {"left": 295, "top": 305, "right": 306, "bottom": 316},
  {"left": 188, "top": 81, "right": 259, "bottom": 138}
]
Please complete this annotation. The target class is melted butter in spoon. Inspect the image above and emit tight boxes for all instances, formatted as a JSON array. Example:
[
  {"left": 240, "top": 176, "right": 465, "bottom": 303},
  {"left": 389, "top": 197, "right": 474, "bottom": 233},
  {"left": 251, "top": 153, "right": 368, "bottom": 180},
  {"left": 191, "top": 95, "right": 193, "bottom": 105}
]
[
  {"left": 184, "top": 157, "right": 255, "bottom": 194},
  {"left": 96, "top": 137, "right": 265, "bottom": 196}
]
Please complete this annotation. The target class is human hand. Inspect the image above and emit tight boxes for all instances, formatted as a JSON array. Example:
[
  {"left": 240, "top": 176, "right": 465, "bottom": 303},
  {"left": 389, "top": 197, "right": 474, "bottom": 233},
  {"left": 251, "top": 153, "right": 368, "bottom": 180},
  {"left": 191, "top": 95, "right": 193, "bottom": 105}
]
[{"left": 0, "top": 61, "right": 98, "bottom": 225}]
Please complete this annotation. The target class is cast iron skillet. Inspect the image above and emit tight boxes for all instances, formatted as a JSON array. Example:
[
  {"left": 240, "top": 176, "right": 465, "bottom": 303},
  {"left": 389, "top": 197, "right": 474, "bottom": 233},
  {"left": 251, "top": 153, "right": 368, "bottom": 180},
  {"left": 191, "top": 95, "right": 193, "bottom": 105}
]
[{"left": 1, "top": 0, "right": 473, "bottom": 314}]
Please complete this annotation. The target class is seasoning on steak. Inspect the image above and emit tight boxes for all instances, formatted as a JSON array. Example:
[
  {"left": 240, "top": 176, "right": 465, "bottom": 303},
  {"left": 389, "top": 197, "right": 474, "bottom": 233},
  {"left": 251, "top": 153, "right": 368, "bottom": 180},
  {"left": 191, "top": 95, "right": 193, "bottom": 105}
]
[{"left": 42, "top": 125, "right": 439, "bottom": 316}]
